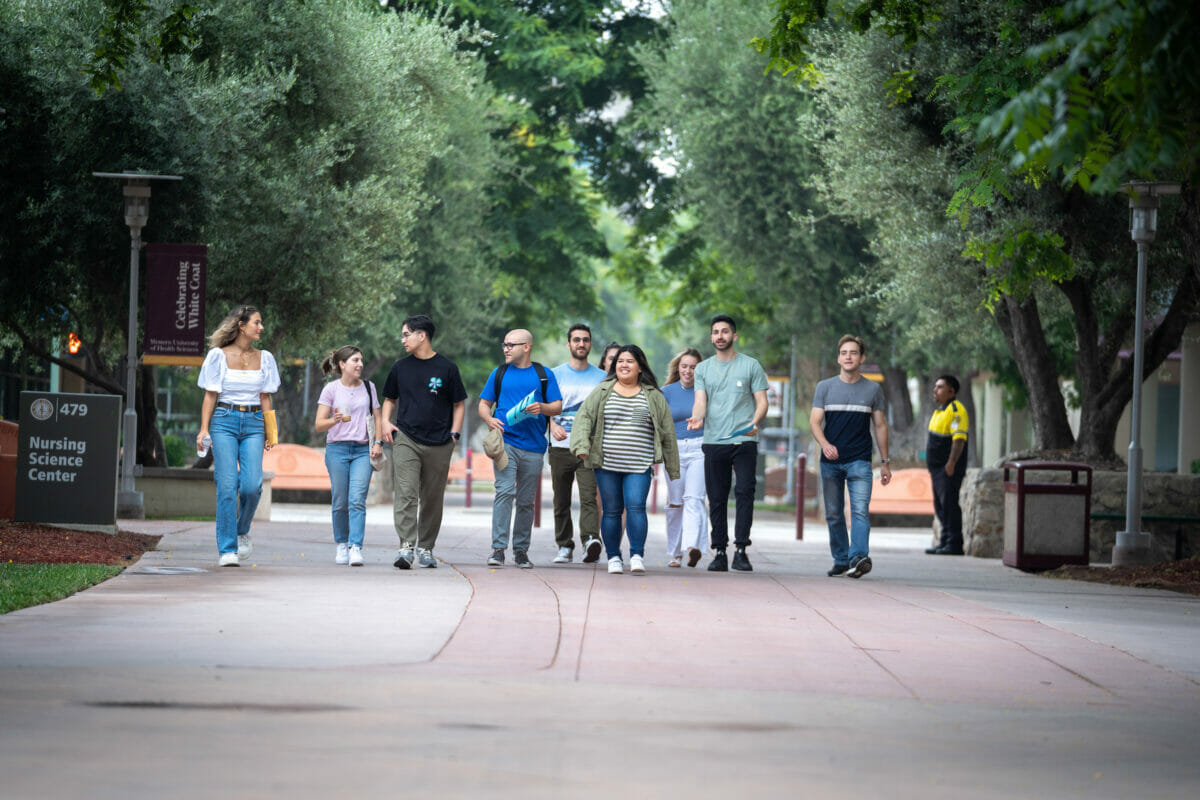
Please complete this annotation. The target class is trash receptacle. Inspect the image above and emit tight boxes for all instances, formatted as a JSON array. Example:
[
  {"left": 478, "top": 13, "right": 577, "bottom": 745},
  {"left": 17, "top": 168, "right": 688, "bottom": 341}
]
[{"left": 1002, "top": 460, "right": 1092, "bottom": 571}]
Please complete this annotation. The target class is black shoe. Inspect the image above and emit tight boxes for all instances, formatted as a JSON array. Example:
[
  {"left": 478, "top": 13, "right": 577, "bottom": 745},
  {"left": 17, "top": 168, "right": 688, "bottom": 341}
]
[
  {"left": 707, "top": 550, "right": 728, "bottom": 572},
  {"left": 731, "top": 548, "right": 753, "bottom": 572},
  {"left": 827, "top": 563, "right": 850, "bottom": 577},
  {"left": 924, "top": 545, "right": 944, "bottom": 555},
  {"left": 846, "top": 556, "right": 873, "bottom": 579},
  {"left": 487, "top": 549, "right": 505, "bottom": 567},
  {"left": 514, "top": 550, "right": 533, "bottom": 569},
  {"left": 583, "top": 538, "right": 603, "bottom": 563},
  {"left": 930, "top": 546, "right": 964, "bottom": 556}
]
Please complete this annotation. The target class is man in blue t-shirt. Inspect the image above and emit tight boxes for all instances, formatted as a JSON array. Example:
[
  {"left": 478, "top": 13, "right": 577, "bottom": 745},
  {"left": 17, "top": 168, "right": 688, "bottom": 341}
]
[
  {"left": 810, "top": 334, "right": 892, "bottom": 579},
  {"left": 478, "top": 328, "right": 562, "bottom": 568},
  {"left": 548, "top": 324, "right": 606, "bottom": 565}
]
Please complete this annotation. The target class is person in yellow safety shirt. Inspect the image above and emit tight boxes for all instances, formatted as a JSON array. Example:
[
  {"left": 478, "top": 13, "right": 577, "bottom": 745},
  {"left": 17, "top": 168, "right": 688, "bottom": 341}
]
[{"left": 925, "top": 375, "right": 969, "bottom": 555}]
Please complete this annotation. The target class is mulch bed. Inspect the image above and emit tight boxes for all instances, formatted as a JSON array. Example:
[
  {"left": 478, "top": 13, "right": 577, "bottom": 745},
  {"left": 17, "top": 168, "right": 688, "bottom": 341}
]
[
  {"left": 0, "top": 520, "right": 160, "bottom": 565},
  {"left": 1045, "top": 558, "right": 1200, "bottom": 596}
]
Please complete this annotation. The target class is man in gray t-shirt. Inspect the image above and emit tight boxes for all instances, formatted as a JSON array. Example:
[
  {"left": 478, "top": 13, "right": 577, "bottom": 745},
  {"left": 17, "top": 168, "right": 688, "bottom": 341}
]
[
  {"left": 810, "top": 334, "right": 891, "bottom": 580},
  {"left": 688, "top": 314, "right": 768, "bottom": 572}
]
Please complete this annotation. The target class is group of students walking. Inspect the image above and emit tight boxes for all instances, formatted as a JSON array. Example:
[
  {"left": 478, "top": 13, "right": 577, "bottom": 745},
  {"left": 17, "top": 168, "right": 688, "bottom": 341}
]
[{"left": 195, "top": 306, "right": 923, "bottom": 582}]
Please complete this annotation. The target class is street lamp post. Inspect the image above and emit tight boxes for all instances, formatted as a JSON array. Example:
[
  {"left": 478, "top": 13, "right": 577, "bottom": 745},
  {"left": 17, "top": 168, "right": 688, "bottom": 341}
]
[
  {"left": 1112, "top": 180, "right": 1180, "bottom": 566},
  {"left": 93, "top": 171, "right": 182, "bottom": 519}
]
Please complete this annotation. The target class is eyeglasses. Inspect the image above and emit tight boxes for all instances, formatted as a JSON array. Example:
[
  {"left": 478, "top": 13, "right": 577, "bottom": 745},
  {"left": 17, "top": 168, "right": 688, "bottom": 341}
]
[{"left": 502, "top": 341, "right": 528, "bottom": 350}]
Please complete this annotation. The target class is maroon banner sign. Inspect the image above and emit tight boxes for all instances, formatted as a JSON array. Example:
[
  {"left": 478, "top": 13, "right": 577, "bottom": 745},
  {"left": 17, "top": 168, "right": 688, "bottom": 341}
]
[{"left": 144, "top": 243, "right": 206, "bottom": 365}]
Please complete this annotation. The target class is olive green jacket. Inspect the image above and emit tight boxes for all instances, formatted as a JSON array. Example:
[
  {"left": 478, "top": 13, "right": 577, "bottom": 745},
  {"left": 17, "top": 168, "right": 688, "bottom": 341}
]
[{"left": 569, "top": 377, "right": 680, "bottom": 480}]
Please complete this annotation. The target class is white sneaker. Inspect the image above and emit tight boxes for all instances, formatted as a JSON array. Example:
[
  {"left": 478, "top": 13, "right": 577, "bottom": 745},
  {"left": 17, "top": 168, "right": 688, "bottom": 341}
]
[
  {"left": 630, "top": 554, "right": 646, "bottom": 574},
  {"left": 237, "top": 535, "right": 252, "bottom": 559},
  {"left": 552, "top": 546, "right": 572, "bottom": 564},
  {"left": 218, "top": 553, "right": 239, "bottom": 567},
  {"left": 608, "top": 556, "right": 623, "bottom": 574},
  {"left": 335, "top": 543, "right": 350, "bottom": 565},
  {"left": 348, "top": 546, "right": 364, "bottom": 566}
]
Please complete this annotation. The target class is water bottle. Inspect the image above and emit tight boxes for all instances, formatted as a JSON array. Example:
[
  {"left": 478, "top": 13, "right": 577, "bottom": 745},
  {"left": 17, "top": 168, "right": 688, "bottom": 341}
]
[{"left": 197, "top": 434, "right": 211, "bottom": 458}]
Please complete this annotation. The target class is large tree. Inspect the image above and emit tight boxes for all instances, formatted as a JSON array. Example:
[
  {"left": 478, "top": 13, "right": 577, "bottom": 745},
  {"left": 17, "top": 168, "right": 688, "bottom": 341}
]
[
  {"left": 756, "top": 0, "right": 1200, "bottom": 461},
  {"left": 0, "top": 0, "right": 501, "bottom": 458},
  {"left": 626, "top": 0, "right": 874, "bottom": 369}
]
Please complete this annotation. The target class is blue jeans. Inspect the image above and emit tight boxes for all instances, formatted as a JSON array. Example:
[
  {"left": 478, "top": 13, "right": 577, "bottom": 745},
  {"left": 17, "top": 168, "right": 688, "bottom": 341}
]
[
  {"left": 325, "top": 441, "right": 372, "bottom": 547},
  {"left": 491, "top": 443, "right": 544, "bottom": 552},
  {"left": 821, "top": 459, "right": 874, "bottom": 565},
  {"left": 594, "top": 467, "right": 652, "bottom": 559},
  {"left": 210, "top": 407, "right": 265, "bottom": 555}
]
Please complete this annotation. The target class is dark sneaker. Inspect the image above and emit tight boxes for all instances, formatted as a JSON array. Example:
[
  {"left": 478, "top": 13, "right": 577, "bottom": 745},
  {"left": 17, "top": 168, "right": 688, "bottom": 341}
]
[
  {"left": 514, "top": 550, "right": 533, "bottom": 569},
  {"left": 583, "top": 538, "right": 603, "bottom": 563},
  {"left": 731, "top": 547, "right": 753, "bottom": 572},
  {"left": 846, "top": 556, "right": 873, "bottom": 579},
  {"left": 393, "top": 548, "right": 414, "bottom": 570},
  {"left": 827, "top": 563, "right": 850, "bottom": 577},
  {"left": 707, "top": 550, "right": 728, "bottom": 572},
  {"left": 930, "top": 546, "right": 963, "bottom": 556},
  {"left": 487, "top": 549, "right": 505, "bottom": 567}
]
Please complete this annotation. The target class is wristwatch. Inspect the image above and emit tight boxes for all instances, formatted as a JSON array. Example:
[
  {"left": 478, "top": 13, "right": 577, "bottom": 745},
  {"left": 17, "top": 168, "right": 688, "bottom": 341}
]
[
  {"left": 881, "top": 458, "right": 890, "bottom": 464},
  {"left": 373, "top": 439, "right": 383, "bottom": 445},
  {"left": 451, "top": 432, "right": 461, "bottom": 441}
]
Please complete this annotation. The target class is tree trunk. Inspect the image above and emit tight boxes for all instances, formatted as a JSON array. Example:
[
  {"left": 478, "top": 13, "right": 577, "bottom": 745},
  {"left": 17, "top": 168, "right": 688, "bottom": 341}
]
[
  {"left": 136, "top": 364, "right": 167, "bottom": 467},
  {"left": 993, "top": 294, "right": 1075, "bottom": 450},
  {"left": 1178, "top": 180, "right": 1200, "bottom": 293},
  {"left": 881, "top": 365, "right": 913, "bottom": 432},
  {"left": 1074, "top": 257, "right": 1200, "bottom": 461}
]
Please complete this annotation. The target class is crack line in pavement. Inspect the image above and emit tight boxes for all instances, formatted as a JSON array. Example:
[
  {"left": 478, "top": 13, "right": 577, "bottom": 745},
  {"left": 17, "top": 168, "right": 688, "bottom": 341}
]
[
  {"left": 532, "top": 572, "right": 564, "bottom": 671},
  {"left": 867, "top": 586, "right": 1125, "bottom": 697},
  {"left": 428, "top": 562, "right": 478, "bottom": 663},
  {"left": 768, "top": 575, "right": 921, "bottom": 700},
  {"left": 574, "top": 565, "right": 599, "bottom": 683}
]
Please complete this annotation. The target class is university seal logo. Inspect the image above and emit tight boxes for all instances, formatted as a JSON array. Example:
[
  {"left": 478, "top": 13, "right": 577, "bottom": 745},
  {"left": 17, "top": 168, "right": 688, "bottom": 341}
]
[{"left": 30, "top": 398, "right": 54, "bottom": 421}]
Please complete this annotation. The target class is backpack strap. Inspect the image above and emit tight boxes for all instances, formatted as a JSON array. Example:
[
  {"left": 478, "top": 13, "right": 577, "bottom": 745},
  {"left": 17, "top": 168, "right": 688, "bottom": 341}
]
[
  {"left": 493, "top": 362, "right": 550, "bottom": 431},
  {"left": 492, "top": 364, "right": 509, "bottom": 416}
]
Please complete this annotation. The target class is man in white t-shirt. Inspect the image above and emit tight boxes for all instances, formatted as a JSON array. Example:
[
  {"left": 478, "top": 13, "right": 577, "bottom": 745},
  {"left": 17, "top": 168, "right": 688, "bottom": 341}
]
[{"left": 548, "top": 324, "right": 606, "bottom": 564}]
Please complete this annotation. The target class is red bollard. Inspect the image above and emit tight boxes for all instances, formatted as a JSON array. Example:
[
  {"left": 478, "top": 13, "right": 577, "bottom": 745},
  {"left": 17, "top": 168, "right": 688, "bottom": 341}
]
[
  {"left": 465, "top": 448, "right": 473, "bottom": 509},
  {"left": 795, "top": 453, "right": 807, "bottom": 540}
]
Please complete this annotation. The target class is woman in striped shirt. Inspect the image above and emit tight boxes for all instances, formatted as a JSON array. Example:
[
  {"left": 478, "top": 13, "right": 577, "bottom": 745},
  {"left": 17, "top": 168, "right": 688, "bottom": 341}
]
[{"left": 570, "top": 345, "right": 679, "bottom": 574}]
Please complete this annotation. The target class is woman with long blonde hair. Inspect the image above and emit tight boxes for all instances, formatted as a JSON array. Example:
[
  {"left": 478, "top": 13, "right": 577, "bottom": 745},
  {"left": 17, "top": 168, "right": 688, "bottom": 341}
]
[{"left": 196, "top": 305, "right": 280, "bottom": 567}]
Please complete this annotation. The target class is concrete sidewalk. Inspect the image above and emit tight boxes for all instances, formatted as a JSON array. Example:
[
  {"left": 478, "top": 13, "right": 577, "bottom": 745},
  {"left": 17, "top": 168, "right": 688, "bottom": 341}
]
[{"left": 1, "top": 499, "right": 1198, "bottom": 799}]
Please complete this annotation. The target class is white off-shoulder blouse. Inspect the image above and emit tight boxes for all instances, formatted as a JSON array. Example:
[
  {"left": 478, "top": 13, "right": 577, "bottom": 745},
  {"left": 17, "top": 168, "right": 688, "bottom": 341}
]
[{"left": 197, "top": 347, "right": 281, "bottom": 405}]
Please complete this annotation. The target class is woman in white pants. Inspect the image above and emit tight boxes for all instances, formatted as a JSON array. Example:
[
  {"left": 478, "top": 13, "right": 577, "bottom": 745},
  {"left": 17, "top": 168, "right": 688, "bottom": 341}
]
[{"left": 660, "top": 348, "right": 707, "bottom": 567}]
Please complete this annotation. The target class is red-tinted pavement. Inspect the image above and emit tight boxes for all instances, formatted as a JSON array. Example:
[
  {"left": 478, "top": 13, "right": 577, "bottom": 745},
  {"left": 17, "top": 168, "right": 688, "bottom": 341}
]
[{"left": 1, "top": 509, "right": 1197, "bottom": 799}]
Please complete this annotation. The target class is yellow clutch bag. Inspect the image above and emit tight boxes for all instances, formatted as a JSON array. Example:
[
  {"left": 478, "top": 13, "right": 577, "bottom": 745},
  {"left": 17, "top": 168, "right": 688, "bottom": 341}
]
[{"left": 263, "top": 409, "right": 278, "bottom": 446}]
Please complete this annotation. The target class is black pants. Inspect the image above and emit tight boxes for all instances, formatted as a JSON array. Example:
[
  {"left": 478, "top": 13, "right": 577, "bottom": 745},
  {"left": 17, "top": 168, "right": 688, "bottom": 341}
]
[
  {"left": 703, "top": 442, "right": 756, "bottom": 550},
  {"left": 929, "top": 466, "right": 965, "bottom": 550}
]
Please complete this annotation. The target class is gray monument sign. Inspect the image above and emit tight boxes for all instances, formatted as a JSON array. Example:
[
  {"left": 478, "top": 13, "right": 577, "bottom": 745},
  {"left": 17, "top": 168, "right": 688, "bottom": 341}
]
[{"left": 15, "top": 392, "right": 122, "bottom": 525}]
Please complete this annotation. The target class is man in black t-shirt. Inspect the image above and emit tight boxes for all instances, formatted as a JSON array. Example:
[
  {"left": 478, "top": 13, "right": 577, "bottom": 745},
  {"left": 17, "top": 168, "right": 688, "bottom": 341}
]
[{"left": 380, "top": 315, "right": 467, "bottom": 569}]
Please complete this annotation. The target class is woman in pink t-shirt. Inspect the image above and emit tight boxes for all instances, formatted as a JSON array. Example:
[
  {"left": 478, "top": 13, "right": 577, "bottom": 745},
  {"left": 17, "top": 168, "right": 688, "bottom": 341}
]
[{"left": 315, "top": 346, "right": 383, "bottom": 566}]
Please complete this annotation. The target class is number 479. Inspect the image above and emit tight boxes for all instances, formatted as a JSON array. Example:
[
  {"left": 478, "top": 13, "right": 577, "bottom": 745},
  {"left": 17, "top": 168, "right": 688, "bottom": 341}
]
[{"left": 60, "top": 403, "right": 88, "bottom": 416}]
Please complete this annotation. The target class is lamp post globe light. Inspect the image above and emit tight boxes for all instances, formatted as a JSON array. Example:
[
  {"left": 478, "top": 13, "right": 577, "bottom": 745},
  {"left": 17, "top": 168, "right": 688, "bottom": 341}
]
[
  {"left": 1113, "top": 180, "right": 1181, "bottom": 566},
  {"left": 93, "top": 171, "right": 182, "bottom": 519}
]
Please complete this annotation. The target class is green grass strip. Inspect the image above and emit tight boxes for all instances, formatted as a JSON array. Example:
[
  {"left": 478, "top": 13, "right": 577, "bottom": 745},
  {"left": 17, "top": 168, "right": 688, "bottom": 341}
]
[{"left": 0, "top": 563, "right": 124, "bottom": 614}]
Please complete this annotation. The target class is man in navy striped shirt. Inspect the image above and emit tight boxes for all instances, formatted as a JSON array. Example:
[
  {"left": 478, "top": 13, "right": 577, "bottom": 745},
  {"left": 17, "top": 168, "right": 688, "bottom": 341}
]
[{"left": 810, "top": 335, "right": 892, "bottom": 579}]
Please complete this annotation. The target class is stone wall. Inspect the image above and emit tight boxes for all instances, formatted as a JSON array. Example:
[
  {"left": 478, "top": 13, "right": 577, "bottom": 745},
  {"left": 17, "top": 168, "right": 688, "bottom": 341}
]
[{"left": 961, "top": 467, "right": 1200, "bottom": 563}]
